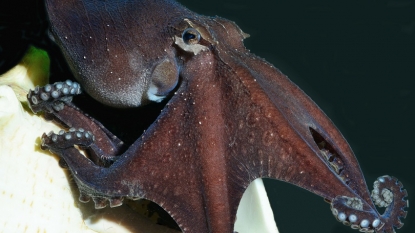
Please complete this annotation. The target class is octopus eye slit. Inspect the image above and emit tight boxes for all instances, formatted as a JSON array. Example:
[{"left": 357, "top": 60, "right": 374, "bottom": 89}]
[{"left": 182, "top": 28, "right": 201, "bottom": 45}]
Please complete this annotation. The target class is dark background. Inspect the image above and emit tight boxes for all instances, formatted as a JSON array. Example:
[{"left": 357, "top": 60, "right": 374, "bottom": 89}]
[
  {"left": 1, "top": 0, "right": 414, "bottom": 233},
  {"left": 177, "top": 0, "right": 414, "bottom": 232}
]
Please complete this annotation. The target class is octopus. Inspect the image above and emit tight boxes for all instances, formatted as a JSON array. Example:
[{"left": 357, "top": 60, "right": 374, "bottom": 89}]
[{"left": 21, "top": 0, "right": 409, "bottom": 232}]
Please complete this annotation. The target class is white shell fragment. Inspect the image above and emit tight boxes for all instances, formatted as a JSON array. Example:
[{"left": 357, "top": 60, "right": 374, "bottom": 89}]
[{"left": 235, "top": 178, "right": 279, "bottom": 233}]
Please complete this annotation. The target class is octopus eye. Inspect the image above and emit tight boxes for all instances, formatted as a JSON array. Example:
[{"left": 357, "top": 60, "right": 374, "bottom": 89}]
[{"left": 182, "top": 28, "right": 201, "bottom": 45}]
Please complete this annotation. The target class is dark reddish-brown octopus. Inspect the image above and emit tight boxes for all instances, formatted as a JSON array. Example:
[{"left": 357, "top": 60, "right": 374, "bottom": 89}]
[{"left": 27, "top": 0, "right": 408, "bottom": 232}]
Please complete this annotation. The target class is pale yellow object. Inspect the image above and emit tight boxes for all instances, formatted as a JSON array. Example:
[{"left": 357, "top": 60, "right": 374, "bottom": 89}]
[
  {"left": 0, "top": 47, "right": 50, "bottom": 102},
  {"left": 0, "top": 47, "right": 279, "bottom": 233}
]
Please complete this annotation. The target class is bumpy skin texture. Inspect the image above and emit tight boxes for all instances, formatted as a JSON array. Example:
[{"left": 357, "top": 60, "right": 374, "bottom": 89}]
[{"left": 29, "top": 0, "right": 408, "bottom": 232}]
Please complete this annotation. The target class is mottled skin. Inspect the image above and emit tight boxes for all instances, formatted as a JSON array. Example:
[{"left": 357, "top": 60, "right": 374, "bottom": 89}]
[{"left": 27, "top": 0, "right": 408, "bottom": 232}]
